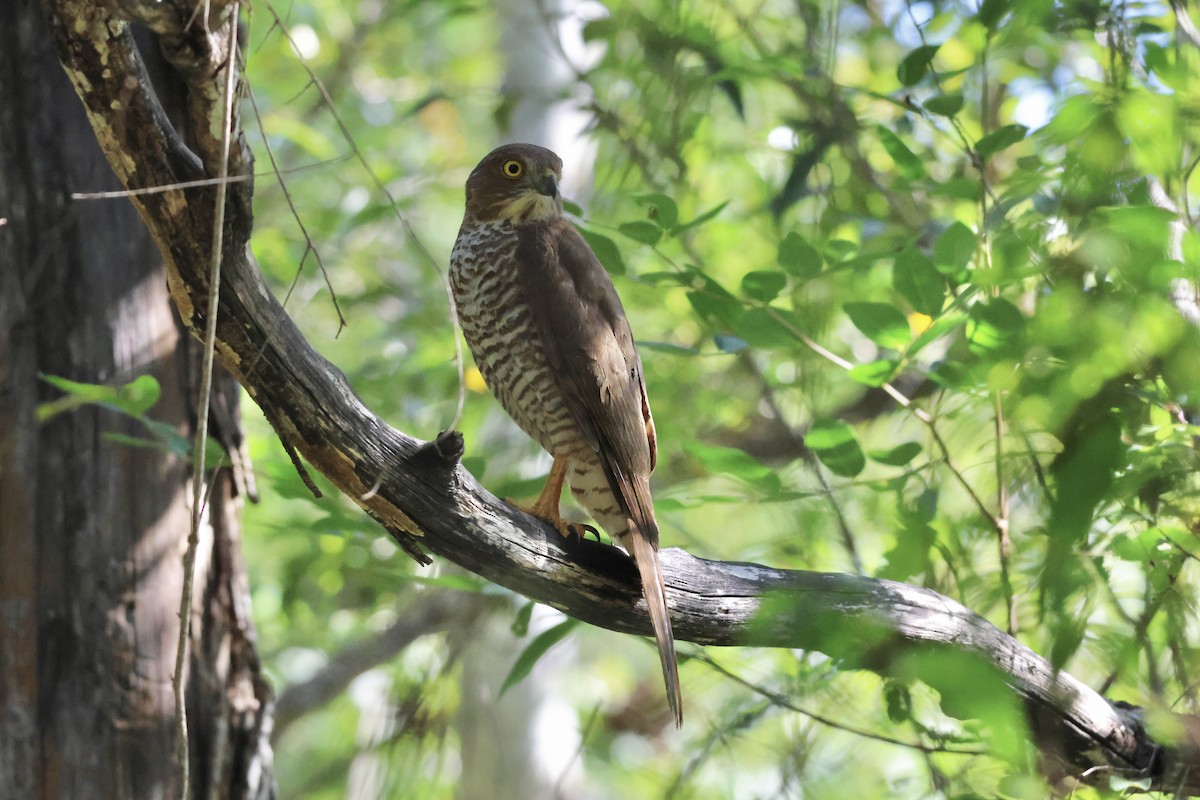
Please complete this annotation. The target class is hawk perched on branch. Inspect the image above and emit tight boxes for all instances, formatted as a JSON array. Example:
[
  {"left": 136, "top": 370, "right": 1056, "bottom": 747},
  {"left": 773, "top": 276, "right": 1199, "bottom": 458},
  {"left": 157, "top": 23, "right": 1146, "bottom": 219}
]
[{"left": 450, "top": 143, "right": 682, "bottom": 726}]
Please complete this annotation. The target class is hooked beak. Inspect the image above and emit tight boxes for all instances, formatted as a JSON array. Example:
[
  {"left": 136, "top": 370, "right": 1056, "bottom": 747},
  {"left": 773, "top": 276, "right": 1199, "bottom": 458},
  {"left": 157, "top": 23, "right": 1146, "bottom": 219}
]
[{"left": 535, "top": 172, "right": 559, "bottom": 198}]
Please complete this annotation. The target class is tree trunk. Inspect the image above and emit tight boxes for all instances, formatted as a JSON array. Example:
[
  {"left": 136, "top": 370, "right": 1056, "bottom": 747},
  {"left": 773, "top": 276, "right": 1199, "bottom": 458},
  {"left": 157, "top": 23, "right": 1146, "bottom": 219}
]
[{"left": 0, "top": 2, "right": 273, "bottom": 797}]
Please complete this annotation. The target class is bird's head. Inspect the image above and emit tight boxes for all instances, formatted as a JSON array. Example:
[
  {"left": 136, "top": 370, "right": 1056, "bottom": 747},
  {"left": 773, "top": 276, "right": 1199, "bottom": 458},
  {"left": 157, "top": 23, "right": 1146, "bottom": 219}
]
[{"left": 463, "top": 143, "right": 564, "bottom": 224}]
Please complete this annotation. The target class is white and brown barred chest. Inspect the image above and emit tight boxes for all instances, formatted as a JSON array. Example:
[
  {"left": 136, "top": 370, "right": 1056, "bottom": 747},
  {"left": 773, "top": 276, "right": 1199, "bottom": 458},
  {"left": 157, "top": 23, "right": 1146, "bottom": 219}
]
[
  {"left": 450, "top": 220, "right": 582, "bottom": 457},
  {"left": 450, "top": 219, "right": 634, "bottom": 532}
]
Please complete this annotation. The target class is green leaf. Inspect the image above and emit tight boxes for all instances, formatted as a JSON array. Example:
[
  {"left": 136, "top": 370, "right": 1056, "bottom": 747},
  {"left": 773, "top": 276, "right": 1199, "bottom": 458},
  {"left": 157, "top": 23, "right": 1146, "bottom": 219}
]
[
  {"left": 511, "top": 601, "right": 535, "bottom": 636},
  {"left": 634, "top": 193, "right": 679, "bottom": 230},
  {"left": 924, "top": 93, "right": 964, "bottom": 116},
  {"left": 731, "top": 307, "right": 798, "bottom": 349},
  {"left": 933, "top": 222, "right": 976, "bottom": 274},
  {"left": 847, "top": 359, "right": 899, "bottom": 387},
  {"left": 806, "top": 419, "right": 866, "bottom": 477},
  {"left": 896, "top": 44, "right": 940, "bottom": 86},
  {"left": 741, "top": 270, "right": 787, "bottom": 302},
  {"left": 562, "top": 198, "right": 584, "bottom": 216},
  {"left": 870, "top": 441, "right": 922, "bottom": 466},
  {"left": 675, "top": 200, "right": 729, "bottom": 233},
  {"left": 975, "top": 124, "right": 1028, "bottom": 157},
  {"left": 778, "top": 231, "right": 822, "bottom": 279},
  {"left": 884, "top": 681, "right": 913, "bottom": 724},
  {"left": 38, "top": 374, "right": 161, "bottom": 422},
  {"left": 977, "top": 0, "right": 1011, "bottom": 29},
  {"left": 618, "top": 220, "right": 663, "bottom": 246},
  {"left": 843, "top": 302, "right": 911, "bottom": 349},
  {"left": 686, "top": 269, "right": 742, "bottom": 327},
  {"left": 500, "top": 618, "right": 578, "bottom": 696},
  {"left": 683, "top": 440, "right": 779, "bottom": 492},
  {"left": 876, "top": 127, "right": 926, "bottom": 180},
  {"left": 966, "top": 298, "right": 1025, "bottom": 358},
  {"left": 893, "top": 249, "right": 945, "bottom": 315},
  {"left": 113, "top": 375, "right": 162, "bottom": 416},
  {"left": 40, "top": 373, "right": 117, "bottom": 404},
  {"left": 578, "top": 229, "right": 625, "bottom": 275}
]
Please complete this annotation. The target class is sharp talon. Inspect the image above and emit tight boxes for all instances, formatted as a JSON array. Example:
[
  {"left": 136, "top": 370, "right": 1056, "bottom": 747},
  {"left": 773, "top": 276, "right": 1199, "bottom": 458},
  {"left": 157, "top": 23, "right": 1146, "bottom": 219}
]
[{"left": 572, "top": 523, "right": 601, "bottom": 542}]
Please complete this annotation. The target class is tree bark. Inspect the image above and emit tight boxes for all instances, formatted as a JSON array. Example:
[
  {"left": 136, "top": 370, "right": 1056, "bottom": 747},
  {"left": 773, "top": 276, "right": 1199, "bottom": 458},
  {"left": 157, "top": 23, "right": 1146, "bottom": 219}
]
[
  {"left": 0, "top": 1, "right": 272, "bottom": 797},
  {"left": 30, "top": 0, "right": 1200, "bottom": 794}
]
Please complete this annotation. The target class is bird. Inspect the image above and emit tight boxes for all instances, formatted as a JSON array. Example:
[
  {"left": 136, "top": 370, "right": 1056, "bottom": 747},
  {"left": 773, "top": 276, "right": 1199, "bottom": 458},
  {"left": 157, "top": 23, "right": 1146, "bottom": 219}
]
[{"left": 449, "top": 143, "right": 682, "bottom": 727}]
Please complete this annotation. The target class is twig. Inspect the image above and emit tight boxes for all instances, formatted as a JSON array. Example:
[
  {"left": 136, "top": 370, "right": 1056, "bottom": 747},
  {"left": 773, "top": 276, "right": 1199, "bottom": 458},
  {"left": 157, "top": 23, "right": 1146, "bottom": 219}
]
[
  {"left": 67, "top": 156, "right": 351, "bottom": 200},
  {"left": 695, "top": 653, "right": 986, "bottom": 755},
  {"left": 243, "top": 83, "right": 346, "bottom": 333},
  {"left": 173, "top": 7, "right": 240, "bottom": 796}
]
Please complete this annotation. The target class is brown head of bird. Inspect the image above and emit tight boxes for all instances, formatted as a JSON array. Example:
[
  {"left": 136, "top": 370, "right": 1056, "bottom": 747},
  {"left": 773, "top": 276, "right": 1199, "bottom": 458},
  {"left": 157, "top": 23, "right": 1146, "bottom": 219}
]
[{"left": 463, "top": 143, "right": 564, "bottom": 225}]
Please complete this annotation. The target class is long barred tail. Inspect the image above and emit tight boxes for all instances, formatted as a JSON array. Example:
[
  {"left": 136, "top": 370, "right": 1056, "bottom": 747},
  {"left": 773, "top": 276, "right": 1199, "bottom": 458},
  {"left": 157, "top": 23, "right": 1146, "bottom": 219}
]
[{"left": 626, "top": 527, "right": 683, "bottom": 727}]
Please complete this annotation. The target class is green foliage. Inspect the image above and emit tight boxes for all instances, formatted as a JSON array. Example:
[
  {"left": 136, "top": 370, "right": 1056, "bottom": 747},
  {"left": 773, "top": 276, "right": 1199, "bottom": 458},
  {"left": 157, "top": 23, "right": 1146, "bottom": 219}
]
[
  {"left": 236, "top": 0, "right": 1200, "bottom": 794},
  {"left": 37, "top": 374, "right": 224, "bottom": 467},
  {"left": 499, "top": 618, "right": 579, "bottom": 696}
]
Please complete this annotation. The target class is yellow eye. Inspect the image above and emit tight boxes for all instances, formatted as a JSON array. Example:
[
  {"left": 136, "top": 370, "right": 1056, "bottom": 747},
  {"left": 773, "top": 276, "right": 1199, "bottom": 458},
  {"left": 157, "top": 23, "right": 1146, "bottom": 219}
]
[{"left": 501, "top": 160, "right": 524, "bottom": 179}]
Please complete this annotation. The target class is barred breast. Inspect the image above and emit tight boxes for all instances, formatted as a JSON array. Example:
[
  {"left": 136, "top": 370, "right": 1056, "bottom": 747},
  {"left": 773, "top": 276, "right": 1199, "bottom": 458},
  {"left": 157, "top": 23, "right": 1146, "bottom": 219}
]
[{"left": 450, "top": 220, "right": 582, "bottom": 457}]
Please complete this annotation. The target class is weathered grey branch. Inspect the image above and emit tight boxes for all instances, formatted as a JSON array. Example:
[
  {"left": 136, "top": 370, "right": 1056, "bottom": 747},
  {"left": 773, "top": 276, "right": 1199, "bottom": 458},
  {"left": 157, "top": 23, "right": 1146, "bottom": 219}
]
[{"left": 41, "top": 0, "right": 1200, "bottom": 792}]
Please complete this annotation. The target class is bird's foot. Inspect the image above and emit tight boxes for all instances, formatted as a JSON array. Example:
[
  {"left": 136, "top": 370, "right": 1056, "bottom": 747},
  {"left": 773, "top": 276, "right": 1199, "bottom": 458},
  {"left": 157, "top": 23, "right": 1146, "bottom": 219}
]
[{"left": 505, "top": 498, "right": 599, "bottom": 542}]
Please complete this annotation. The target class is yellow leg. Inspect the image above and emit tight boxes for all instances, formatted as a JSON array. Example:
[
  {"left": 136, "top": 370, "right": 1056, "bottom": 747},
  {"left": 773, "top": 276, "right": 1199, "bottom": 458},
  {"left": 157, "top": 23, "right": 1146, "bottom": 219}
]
[
  {"left": 512, "top": 455, "right": 577, "bottom": 538},
  {"left": 531, "top": 455, "right": 569, "bottom": 523}
]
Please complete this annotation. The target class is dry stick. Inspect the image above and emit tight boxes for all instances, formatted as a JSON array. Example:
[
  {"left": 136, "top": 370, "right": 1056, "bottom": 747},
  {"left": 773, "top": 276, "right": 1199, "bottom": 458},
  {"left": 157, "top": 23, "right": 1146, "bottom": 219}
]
[
  {"left": 696, "top": 653, "right": 985, "bottom": 756},
  {"left": 243, "top": 83, "right": 346, "bottom": 331},
  {"left": 173, "top": 7, "right": 241, "bottom": 797},
  {"left": 68, "top": 155, "right": 353, "bottom": 200},
  {"left": 260, "top": 0, "right": 467, "bottom": 429}
]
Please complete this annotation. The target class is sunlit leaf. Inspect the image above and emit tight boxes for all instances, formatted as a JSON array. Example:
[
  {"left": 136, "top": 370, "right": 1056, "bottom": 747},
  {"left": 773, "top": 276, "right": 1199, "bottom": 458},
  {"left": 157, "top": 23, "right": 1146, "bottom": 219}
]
[
  {"left": 778, "top": 231, "right": 822, "bottom": 279},
  {"left": 966, "top": 298, "right": 1025, "bottom": 357},
  {"left": 897, "top": 44, "right": 940, "bottom": 86},
  {"left": 741, "top": 270, "right": 787, "bottom": 302},
  {"left": 683, "top": 441, "right": 779, "bottom": 492},
  {"left": 806, "top": 419, "right": 866, "bottom": 477},
  {"left": 870, "top": 442, "right": 922, "bottom": 466},
  {"left": 675, "top": 200, "right": 729, "bottom": 233},
  {"left": 893, "top": 249, "right": 944, "bottom": 315},
  {"left": 876, "top": 127, "right": 926, "bottom": 180},
  {"left": 934, "top": 222, "right": 976, "bottom": 274},
  {"left": 732, "top": 307, "right": 797, "bottom": 348},
  {"left": 924, "top": 93, "right": 964, "bottom": 116},
  {"left": 500, "top": 619, "right": 579, "bottom": 696},
  {"left": 847, "top": 359, "right": 898, "bottom": 387},
  {"left": 579, "top": 229, "right": 625, "bottom": 275},
  {"left": 618, "top": 220, "right": 663, "bottom": 246},
  {"left": 975, "top": 124, "right": 1028, "bottom": 157},
  {"left": 634, "top": 192, "right": 679, "bottom": 230},
  {"left": 511, "top": 601, "right": 535, "bottom": 636},
  {"left": 844, "top": 302, "right": 910, "bottom": 349}
]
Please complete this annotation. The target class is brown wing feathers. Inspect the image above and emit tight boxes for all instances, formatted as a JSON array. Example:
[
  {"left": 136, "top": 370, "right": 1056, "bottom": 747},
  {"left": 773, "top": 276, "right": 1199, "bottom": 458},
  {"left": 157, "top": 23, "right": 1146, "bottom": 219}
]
[{"left": 514, "top": 220, "right": 658, "bottom": 540}]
